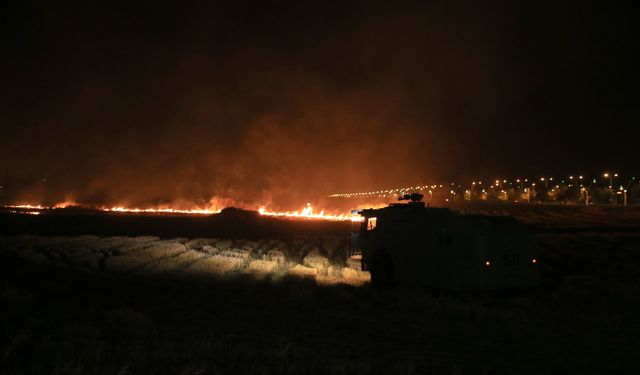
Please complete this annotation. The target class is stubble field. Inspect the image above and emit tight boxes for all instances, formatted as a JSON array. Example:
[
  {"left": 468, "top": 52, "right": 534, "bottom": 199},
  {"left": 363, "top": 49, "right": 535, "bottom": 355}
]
[{"left": 1, "top": 206, "right": 639, "bottom": 374}]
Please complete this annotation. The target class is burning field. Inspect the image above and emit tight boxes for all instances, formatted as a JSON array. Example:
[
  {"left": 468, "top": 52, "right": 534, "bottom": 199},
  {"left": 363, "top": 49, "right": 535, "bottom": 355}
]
[{"left": 3, "top": 0, "right": 637, "bottom": 372}]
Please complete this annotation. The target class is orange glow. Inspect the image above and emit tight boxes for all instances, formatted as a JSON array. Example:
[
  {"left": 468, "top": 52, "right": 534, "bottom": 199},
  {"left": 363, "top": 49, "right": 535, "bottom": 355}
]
[
  {"left": 258, "top": 203, "right": 355, "bottom": 221},
  {"left": 53, "top": 201, "right": 78, "bottom": 209},
  {"left": 102, "top": 206, "right": 222, "bottom": 215},
  {"left": 4, "top": 202, "right": 357, "bottom": 221},
  {"left": 485, "top": 260, "right": 491, "bottom": 267},
  {"left": 6, "top": 204, "right": 47, "bottom": 210},
  {"left": 6, "top": 203, "right": 223, "bottom": 215}
]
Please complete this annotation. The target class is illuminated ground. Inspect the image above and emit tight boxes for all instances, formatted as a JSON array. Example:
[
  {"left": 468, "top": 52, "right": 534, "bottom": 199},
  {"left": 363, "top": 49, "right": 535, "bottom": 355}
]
[
  {"left": 1, "top": 208, "right": 640, "bottom": 374},
  {"left": 0, "top": 235, "right": 368, "bottom": 286}
]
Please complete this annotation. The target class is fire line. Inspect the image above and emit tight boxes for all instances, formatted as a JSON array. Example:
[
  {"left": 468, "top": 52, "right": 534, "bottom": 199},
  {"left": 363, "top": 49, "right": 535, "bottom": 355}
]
[{"left": 4, "top": 203, "right": 359, "bottom": 222}]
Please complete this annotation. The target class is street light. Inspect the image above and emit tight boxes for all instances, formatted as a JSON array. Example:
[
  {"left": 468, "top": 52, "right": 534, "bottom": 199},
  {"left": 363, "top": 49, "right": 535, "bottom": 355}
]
[
  {"left": 603, "top": 172, "right": 618, "bottom": 189},
  {"left": 581, "top": 187, "right": 590, "bottom": 206},
  {"left": 623, "top": 177, "right": 637, "bottom": 206},
  {"left": 540, "top": 177, "right": 548, "bottom": 190},
  {"left": 516, "top": 179, "right": 523, "bottom": 190}
]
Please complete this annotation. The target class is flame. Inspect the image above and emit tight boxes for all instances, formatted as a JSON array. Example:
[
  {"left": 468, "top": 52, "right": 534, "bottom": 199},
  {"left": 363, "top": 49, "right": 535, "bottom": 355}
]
[
  {"left": 258, "top": 203, "right": 357, "bottom": 221},
  {"left": 53, "top": 201, "right": 78, "bottom": 209},
  {"left": 6, "top": 204, "right": 48, "bottom": 210},
  {"left": 102, "top": 206, "right": 222, "bottom": 215},
  {"left": 4, "top": 202, "right": 360, "bottom": 221}
]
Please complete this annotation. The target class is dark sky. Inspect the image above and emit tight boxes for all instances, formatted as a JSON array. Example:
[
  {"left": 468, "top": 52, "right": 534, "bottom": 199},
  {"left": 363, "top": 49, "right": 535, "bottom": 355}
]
[{"left": 1, "top": 1, "right": 638, "bottom": 209}]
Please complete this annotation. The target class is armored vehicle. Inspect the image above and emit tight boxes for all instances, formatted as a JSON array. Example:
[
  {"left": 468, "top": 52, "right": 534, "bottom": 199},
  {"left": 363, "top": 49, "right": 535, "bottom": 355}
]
[{"left": 350, "top": 194, "right": 539, "bottom": 290}]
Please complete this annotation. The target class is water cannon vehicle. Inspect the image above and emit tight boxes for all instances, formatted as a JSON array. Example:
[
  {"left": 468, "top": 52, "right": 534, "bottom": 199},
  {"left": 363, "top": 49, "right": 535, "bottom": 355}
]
[{"left": 350, "top": 194, "right": 539, "bottom": 290}]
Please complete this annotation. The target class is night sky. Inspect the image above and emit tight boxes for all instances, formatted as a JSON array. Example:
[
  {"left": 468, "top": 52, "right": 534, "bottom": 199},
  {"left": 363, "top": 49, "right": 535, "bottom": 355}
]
[{"left": 1, "top": 1, "right": 638, "bottom": 209}]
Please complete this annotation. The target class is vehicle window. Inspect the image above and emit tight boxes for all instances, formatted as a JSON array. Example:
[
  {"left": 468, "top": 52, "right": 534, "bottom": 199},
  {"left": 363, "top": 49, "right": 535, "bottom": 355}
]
[{"left": 367, "top": 217, "right": 377, "bottom": 231}]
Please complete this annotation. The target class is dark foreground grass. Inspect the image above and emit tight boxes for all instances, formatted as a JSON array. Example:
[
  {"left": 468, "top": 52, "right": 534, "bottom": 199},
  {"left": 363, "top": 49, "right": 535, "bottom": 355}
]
[{"left": 1, "top": 234, "right": 640, "bottom": 374}]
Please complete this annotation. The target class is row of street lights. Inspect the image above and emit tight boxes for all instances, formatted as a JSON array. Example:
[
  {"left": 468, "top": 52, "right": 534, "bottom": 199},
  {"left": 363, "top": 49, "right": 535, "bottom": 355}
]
[{"left": 330, "top": 172, "right": 638, "bottom": 205}]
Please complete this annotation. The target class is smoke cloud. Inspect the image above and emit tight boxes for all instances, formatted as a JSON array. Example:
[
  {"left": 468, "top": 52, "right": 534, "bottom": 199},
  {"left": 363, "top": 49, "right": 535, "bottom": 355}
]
[{"left": 1, "top": 1, "right": 637, "bottom": 210}]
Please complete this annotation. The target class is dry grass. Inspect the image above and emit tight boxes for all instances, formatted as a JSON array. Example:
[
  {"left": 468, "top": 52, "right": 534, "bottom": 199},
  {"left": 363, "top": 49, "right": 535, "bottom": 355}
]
[
  {"left": 0, "top": 235, "right": 369, "bottom": 286},
  {"left": 1, "top": 233, "right": 639, "bottom": 374}
]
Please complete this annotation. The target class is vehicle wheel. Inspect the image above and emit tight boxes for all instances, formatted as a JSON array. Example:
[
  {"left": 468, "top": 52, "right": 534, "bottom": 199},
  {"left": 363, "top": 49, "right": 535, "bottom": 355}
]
[{"left": 370, "top": 249, "right": 395, "bottom": 289}]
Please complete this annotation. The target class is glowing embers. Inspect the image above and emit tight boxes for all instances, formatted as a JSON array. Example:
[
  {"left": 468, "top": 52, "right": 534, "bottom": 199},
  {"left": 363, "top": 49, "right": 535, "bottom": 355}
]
[
  {"left": 6, "top": 203, "right": 222, "bottom": 215},
  {"left": 6, "top": 204, "right": 47, "bottom": 210},
  {"left": 4, "top": 202, "right": 356, "bottom": 221},
  {"left": 103, "top": 206, "right": 221, "bottom": 215},
  {"left": 258, "top": 203, "right": 353, "bottom": 221}
]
